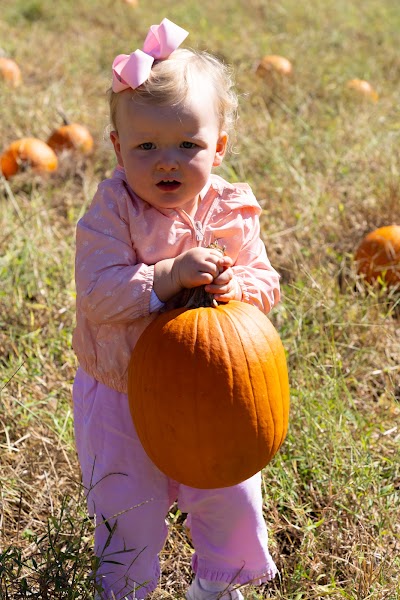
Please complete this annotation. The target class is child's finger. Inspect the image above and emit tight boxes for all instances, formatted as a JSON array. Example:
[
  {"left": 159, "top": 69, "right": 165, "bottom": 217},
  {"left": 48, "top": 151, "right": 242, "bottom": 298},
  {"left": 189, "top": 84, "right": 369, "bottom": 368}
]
[
  {"left": 205, "top": 280, "right": 234, "bottom": 295},
  {"left": 208, "top": 251, "right": 232, "bottom": 266},
  {"left": 212, "top": 267, "right": 233, "bottom": 284}
]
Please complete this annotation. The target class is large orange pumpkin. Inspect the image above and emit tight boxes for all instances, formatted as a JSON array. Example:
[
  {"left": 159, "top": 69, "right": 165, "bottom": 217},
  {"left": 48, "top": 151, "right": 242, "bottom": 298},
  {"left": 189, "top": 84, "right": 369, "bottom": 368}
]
[
  {"left": 0, "top": 138, "right": 58, "bottom": 179},
  {"left": 128, "top": 299, "right": 290, "bottom": 489},
  {"left": 47, "top": 123, "right": 94, "bottom": 155},
  {"left": 355, "top": 225, "right": 400, "bottom": 286}
]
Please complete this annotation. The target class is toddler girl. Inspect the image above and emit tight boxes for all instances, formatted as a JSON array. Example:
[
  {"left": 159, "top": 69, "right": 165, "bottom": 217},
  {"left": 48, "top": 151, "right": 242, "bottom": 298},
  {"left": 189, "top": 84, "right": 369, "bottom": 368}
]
[{"left": 73, "top": 18, "right": 280, "bottom": 600}]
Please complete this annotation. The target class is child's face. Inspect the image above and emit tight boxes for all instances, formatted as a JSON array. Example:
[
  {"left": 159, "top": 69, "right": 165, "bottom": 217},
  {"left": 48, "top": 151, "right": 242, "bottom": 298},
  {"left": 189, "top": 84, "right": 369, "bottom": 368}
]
[{"left": 110, "top": 89, "right": 228, "bottom": 215}]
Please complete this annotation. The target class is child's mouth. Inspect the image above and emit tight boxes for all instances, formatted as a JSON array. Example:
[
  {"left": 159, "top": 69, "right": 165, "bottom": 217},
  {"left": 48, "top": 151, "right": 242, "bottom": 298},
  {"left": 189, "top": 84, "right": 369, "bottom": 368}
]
[{"left": 156, "top": 180, "right": 181, "bottom": 192}]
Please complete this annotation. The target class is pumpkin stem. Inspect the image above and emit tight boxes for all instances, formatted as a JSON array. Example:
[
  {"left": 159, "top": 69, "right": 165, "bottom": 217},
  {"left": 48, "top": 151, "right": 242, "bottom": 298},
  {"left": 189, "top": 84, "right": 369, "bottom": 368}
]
[
  {"left": 183, "top": 241, "right": 226, "bottom": 308},
  {"left": 161, "top": 240, "right": 225, "bottom": 311},
  {"left": 57, "top": 106, "right": 70, "bottom": 126},
  {"left": 160, "top": 285, "right": 217, "bottom": 312},
  {"left": 183, "top": 286, "right": 218, "bottom": 309}
]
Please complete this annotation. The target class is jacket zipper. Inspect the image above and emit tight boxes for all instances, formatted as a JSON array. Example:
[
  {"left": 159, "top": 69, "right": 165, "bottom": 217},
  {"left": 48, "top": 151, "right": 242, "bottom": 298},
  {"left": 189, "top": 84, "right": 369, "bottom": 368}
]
[
  {"left": 179, "top": 191, "right": 219, "bottom": 246},
  {"left": 179, "top": 210, "right": 205, "bottom": 244},
  {"left": 194, "top": 220, "right": 204, "bottom": 242}
]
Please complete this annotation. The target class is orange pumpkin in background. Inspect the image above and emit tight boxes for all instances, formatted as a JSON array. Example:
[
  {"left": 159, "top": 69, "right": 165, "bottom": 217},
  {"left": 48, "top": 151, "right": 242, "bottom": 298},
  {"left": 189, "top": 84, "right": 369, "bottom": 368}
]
[
  {"left": 47, "top": 123, "right": 94, "bottom": 155},
  {"left": 346, "top": 79, "right": 378, "bottom": 102},
  {"left": 0, "top": 138, "right": 58, "bottom": 179},
  {"left": 0, "top": 57, "right": 22, "bottom": 87},
  {"left": 256, "top": 54, "right": 293, "bottom": 78},
  {"left": 355, "top": 225, "right": 400, "bottom": 286},
  {"left": 128, "top": 298, "right": 290, "bottom": 489}
]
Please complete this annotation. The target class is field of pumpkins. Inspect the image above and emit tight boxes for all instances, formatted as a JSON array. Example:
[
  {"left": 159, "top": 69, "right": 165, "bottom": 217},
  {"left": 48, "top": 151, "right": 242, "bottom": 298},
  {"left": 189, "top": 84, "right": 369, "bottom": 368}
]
[
  {"left": 1, "top": 32, "right": 399, "bottom": 290},
  {"left": 0, "top": 0, "right": 399, "bottom": 598}
]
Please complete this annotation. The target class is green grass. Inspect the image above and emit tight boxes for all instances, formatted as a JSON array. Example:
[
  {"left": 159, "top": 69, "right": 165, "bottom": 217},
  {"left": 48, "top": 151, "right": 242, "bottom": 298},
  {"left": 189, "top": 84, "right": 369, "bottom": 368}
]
[{"left": 1, "top": 0, "right": 400, "bottom": 598}]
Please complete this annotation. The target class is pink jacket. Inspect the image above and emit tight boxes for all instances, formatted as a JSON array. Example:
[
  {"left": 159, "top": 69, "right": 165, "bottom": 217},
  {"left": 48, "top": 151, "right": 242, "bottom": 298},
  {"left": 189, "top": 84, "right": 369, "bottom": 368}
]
[{"left": 73, "top": 168, "right": 280, "bottom": 393}]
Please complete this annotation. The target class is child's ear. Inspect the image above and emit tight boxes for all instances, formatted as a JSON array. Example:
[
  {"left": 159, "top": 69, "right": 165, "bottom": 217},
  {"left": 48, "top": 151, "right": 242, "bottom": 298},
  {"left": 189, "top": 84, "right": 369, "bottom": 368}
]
[
  {"left": 110, "top": 130, "right": 124, "bottom": 167},
  {"left": 213, "top": 131, "right": 228, "bottom": 167}
]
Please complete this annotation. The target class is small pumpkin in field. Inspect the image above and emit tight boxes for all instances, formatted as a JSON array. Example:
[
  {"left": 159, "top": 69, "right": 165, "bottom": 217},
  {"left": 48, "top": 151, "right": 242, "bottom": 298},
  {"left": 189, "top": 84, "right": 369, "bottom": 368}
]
[
  {"left": 0, "top": 57, "right": 22, "bottom": 87},
  {"left": 355, "top": 225, "right": 400, "bottom": 286},
  {"left": 47, "top": 123, "right": 94, "bottom": 155},
  {"left": 346, "top": 79, "right": 378, "bottom": 102},
  {"left": 0, "top": 138, "right": 58, "bottom": 179},
  {"left": 128, "top": 294, "right": 290, "bottom": 489},
  {"left": 256, "top": 55, "right": 293, "bottom": 78}
]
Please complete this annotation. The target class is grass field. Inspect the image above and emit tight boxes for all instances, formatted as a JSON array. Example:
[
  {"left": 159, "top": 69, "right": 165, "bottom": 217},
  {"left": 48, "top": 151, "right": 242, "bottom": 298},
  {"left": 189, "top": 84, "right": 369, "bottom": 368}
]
[{"left": 1, "top": 0, "right": 399, "bottom": 598}]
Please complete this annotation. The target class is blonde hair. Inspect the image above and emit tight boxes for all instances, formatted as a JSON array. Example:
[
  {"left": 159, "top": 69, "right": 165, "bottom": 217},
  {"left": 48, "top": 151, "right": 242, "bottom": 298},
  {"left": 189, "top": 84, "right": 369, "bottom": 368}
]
[{"left": 109, "top": 48, "right": 238, "bottom": 133}]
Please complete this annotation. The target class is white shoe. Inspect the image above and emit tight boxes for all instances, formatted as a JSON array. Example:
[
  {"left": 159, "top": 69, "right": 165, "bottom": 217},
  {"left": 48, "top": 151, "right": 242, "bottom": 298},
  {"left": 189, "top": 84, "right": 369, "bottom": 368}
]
[{"left": 186, "top": 576, "right": 244, "bottom": 600}]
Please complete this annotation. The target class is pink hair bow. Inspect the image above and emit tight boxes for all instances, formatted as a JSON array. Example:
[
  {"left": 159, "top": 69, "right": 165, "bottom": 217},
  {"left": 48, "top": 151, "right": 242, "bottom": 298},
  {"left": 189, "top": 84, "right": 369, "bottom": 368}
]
[{"left": 112, "top": 18, "right": 189, "bottom": 93}]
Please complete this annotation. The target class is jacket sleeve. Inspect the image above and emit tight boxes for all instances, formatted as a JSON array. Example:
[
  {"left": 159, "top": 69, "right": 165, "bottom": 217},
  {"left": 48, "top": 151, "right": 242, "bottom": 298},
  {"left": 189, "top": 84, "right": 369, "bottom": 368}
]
[
  {"left": 75, "top": 182, "right": 154, "bottom": 324},
  {"left": 232, "top": 207, "right": 280, "bottom": 314}
]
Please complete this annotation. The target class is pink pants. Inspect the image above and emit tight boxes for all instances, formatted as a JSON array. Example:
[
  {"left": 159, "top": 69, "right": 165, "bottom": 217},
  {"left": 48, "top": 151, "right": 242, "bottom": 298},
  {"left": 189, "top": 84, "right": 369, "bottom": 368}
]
[{"left": 73, "top": 368, "right": 277, "bottom": 599}]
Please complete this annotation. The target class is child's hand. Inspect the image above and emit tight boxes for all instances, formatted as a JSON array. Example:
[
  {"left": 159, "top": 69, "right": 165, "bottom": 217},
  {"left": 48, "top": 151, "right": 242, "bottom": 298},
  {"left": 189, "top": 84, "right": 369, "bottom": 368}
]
[
  {"left": 205, "top": 267, "right": 242, "bottom": 302},
  {"left": 172, "top": 247, "right": 232, "bottom": 289}
]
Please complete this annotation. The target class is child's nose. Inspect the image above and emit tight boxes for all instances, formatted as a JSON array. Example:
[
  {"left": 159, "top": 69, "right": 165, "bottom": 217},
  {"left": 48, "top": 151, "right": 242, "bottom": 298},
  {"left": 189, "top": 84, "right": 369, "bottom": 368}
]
[{"left": 156, "top": 150, "right": 179, "bottom": 171}]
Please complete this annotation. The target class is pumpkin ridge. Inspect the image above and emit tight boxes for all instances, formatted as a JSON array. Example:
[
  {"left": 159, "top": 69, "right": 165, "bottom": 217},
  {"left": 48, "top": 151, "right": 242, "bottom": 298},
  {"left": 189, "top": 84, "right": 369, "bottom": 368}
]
[
  {"left": 210, "top": 306, "right": 235, "bottom": 394},
  {"left": 206, "top": 307, "right": 240, "bottom": 469},
  {"left": 222, "top": 305, "right": 274, "bottom": 460},
  {"left": 254, "top": 307, "right": 288, "bottom": 449},
  {"left": 245, "top": 315, "right": 277, "bottom": 458},
  {"left": 206, "top": 305, "right": 258, "bottom": 476},
  {"left": 227, "top": 305, "right": 281, "bottom": 454},
  {"left": 231, "top": 311, "right": 261, "bottom": 441},
  {"left": 263, "top": 323, "right": 285, "bottom": 448},
  {"left": 247, "top": 309, "right": 284, "bottom": 460},
  {"left": 191, "top": 307, "right": 206, "bottom": 482},
  {"left": 221, "top": 305, "right": 256, "bottom": 399},
  {"left": 268, "top": 329, "right": 290, "bottom": 449},
  {"left": 261, "top": 330, "right": 283, "bottom": 454},
  {"left": 259, "top": 321, "right": 288, "bottom": 452},
  {"left": 233, "top": 302, "right": 288, "bottom": 452}
]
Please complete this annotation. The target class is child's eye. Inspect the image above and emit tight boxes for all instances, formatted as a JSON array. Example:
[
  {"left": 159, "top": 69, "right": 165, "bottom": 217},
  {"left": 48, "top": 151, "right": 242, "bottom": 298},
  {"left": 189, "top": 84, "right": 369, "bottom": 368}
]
[
  {"left": 138, "top": 142, "right": 155, "bottom": 150},
  {"left": 180, "top": 141, "right": 197, "bottom": 149}
]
